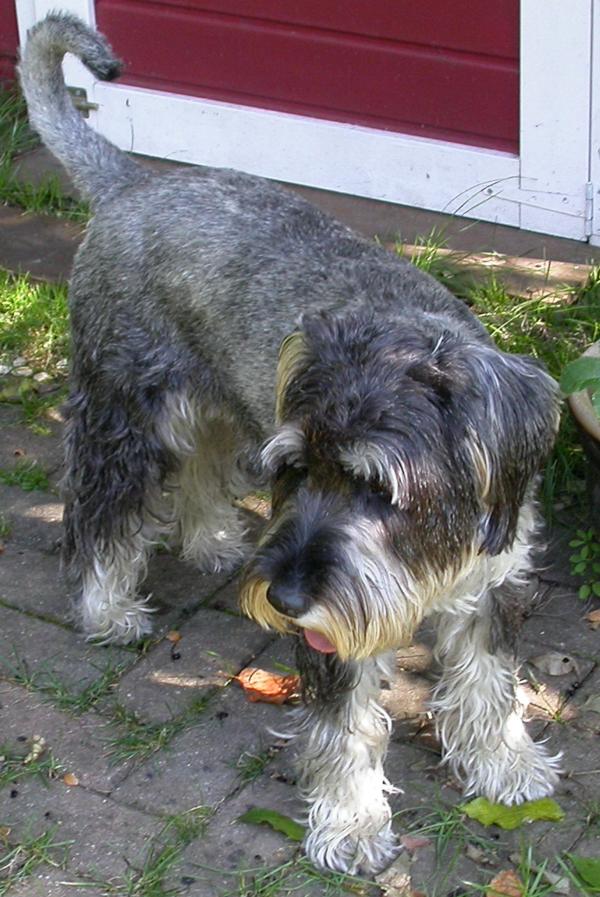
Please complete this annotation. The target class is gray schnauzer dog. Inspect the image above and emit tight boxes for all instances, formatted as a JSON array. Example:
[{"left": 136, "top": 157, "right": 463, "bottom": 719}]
[{"left": 20, "top": 13, "right": 562, "bottom": 875}]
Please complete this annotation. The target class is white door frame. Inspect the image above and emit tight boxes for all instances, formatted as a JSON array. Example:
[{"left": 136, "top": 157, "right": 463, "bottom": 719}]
[{"left": 16, "top": 0, "right": 595, "bottom": 241}]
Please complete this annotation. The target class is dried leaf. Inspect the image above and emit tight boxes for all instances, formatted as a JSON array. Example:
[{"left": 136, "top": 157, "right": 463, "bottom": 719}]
[
  {"left": 166, "top": 630, "right": 182, "bottom": 644},
  {"left": 62, "top": 772, "right": 79, "bottom": 786},
  {"left": 0, "top": 826, "right": 11, "bottom": 840},
  {"left": 465, "top": 843, "right": 494, "bottom": 865},
  {"left": 238, "top": 807, "right": 304, "bottom": 841},
  {"left": 376, "top": 854, "right": 413, "bottom": 897},
  {"left": 486, "top": 869, "right": 524, "bottom": 897},
  {"left": 236, "top": 667, "right": 300, "bottom": 705},
  {"left": 585, "top": 609, "right": 600, "bottom": 630},
  {"left": 529, "top": 652, "right": 579, "bottom": 676},
  {"left": 24, "top": 735, "right": 46, "bottom": 764},
  {"left": 400, "top": 834, "right": 432, "bottom": 853},
  {"left": 462, "top": 797, "right": 564, "bottom": 830}
]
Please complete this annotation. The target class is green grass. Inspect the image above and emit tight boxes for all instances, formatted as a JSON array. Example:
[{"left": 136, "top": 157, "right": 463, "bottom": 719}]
[
  {"left": 0, "top": 460, "right": 50, "bottom": 491},
  {"left": 0, "top": 653, "right": 129, "bottom": 715},
  {"left": 107, "top": 695, "right": 212, "bottom": 765},
  {"left": 0, "top": 270, "right": 69, "bottom": 374},
  {"left": 0, "top": 515, "right": 10, "bottom": 539},
  {"left": 234, "top": 749, "right": 277, "bottom": 785},
  {"left": 0, "top": 829, "right": 72, "bottom": 896},
  {"left": 0, "top": 743, "right": 63, "bottom": 791},
  {"left": 0, "top": 86, "right": 89, "bottom": 222}
]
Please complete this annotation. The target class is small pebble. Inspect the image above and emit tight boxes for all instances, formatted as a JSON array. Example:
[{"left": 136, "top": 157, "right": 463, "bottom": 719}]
[
  {"left": 12, "top": 356, "right": 27, "bottom": 367},
  {"left": 13, "top": 367, "right": 33, "bottom": 377},
  {"left": 56, "top": 359, "right": 69, "bottom": 370},
  {"left": 0, "top": 364, "right": 10, "bottom": 376},
  {"left": 33, "top": 371, "right": 51, "bottom": 383}
]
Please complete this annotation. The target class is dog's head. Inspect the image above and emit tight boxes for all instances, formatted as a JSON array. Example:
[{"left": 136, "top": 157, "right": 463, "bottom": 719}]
[{"left": 240, "top": 311, "right": 560, "bottom": 660}]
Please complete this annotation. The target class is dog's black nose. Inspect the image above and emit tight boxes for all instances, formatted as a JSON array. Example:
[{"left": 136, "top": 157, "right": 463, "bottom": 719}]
[{"left": 267, "top": 581, "right": 309, "bottom": 617}]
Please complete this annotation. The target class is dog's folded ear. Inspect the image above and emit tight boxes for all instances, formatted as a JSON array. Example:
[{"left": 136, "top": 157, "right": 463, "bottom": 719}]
[{"left": 446, "top": 341, "right": 561, "bottom": 555}]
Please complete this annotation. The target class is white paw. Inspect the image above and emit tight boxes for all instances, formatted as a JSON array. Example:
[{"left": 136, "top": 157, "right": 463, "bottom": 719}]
[{"left": 81, "top": 596, "right": 155, "bottom": 645}]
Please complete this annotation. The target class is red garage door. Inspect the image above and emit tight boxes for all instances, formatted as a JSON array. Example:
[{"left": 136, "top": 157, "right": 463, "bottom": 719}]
[
  {"left": 0, "top": 2, "right": 19, "bottom": 82},
  {"left": 96, "top": 0, "right": 519, "bottom": 154}
]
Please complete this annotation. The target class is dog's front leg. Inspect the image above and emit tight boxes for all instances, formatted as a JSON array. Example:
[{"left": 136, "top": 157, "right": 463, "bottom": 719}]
[
  {"left": 431, "top": 585, "right": 562, "bottom": 804},
  {"left": 292, "top": 643, "right": 398, "bottom": 875}
]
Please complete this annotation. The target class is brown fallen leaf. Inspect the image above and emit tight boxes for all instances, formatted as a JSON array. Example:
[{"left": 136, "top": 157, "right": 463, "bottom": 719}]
[
  {"left": 236, "top": 667, "right": 300, "bottom": 705},
  {"left": 63, "top": 772, "right": 79, "bottom": 786},
  {"left": 486, "top": 870, "right": 524, "bottom": 897},
  {"left": 166, "top": 630, "right": 182, "bottom": 644},
  {"left": 0, "top": 826, "right": 11, "bottom": 840},
  {"left": 400, "top": 834, "right": 432, "bottom": 853},
  {"left": 585, "top": 609, "right": 600, "bottom": 630},
  {"left": 529, "top": 652, "right": 579, "bottom": 677}
]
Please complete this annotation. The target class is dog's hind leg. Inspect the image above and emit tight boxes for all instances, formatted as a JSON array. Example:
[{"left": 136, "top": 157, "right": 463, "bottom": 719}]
[
  {"left": 62, "top": 387, "right": 176, "bottom": 644},
  {"left": 163, "top": 397, "right": 250, "bottom": 574},
  {"left": 431, "top": 581, "right": 562, "bottom": 804},
  {"left": 290, "top": 644, "right": 399, "bottom": 875}
]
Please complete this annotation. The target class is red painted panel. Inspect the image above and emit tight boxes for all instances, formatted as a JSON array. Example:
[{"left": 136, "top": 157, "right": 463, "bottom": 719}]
[
  {"left": 127, "top": 0, "right": 519, "bottom": 60},
  {"left": 0, "top": 1, "right": 19, "bottom": 82},
  {"left": 96, "top": 0, "right": 519, "bottom": 153}
]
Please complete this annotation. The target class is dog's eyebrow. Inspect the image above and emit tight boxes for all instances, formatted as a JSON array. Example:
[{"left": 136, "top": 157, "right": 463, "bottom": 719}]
[
  {"left": 339, "top": 442, "right": 407, "bottom": 506},
  {"left": 262, "top": 423, "right": 306, "bottom": 471}
]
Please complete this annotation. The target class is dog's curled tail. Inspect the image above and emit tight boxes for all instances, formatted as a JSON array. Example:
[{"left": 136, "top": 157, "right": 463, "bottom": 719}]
[{"left": 18, "top": 12, "right": 144, "bottom": 205}]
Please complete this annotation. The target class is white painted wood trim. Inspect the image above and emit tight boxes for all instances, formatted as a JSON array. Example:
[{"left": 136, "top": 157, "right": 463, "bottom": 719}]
[
  {"left": 589, "top": 0, "right": 600, "bottom": 245},
  {"left": 93, "top": 82, "right": 522, "bottom": 227},
  {"left": 15, "top": 0, "right": 596, "bottom": 241},
  {"left": 519, "top": 0, "right": 593, "bottom": 241}
]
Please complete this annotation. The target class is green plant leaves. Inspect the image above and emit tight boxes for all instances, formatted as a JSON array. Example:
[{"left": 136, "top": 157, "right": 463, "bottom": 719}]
[
  {"left": 461, "top": 797, "right": 564, "bottom": 830},
  {"left": 567, "top": 854, "right": 600, "bottom": 890},
  {"left": 238, "top": 807, "right": 305, "bottom": 842},
  {"left": 560, "top": 356, "right": 600, "bottom": 395}
]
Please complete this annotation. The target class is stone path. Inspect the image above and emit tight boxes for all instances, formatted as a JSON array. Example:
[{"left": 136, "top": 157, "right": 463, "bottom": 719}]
[{"left": 1, "top": 196, "right": 599, "bottom": 896}]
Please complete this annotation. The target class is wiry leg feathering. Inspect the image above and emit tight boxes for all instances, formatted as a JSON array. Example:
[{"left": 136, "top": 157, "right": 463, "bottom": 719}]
[
  {"left": 431, "top": 586, "right": 561, "bottom": 804},
  {"left": 291, "top": 645, "right": 399, "bottom": 875}
]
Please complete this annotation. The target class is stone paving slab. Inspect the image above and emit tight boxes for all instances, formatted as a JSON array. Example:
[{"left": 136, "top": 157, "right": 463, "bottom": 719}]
[
  {"left": 0, "top": 778, "right": 164, "bottom": 882},
  {"left": 521, "top": 587, "right": 600, "bottom": 660},
  {"left": 139, "top": 552, "right": 232, "bottom": 634},
  {"left": 116, "top": 607, "right": 274, "bottom": 723},
  {"left": 4, "top": 867, "right": 106, "bottom": 897},
  {"left": 0, "top": 545, "right": 72, "bottom": 623},
  {"left": 0, "top": 603, "right": 132, "bottom": 694},
  {"left": 0, "top": 681, "right": 131, "bottom": 793},
  {"left": 166, "top": 777, "right": 301, "bottom": 897},
  {"left": 0, "top": 484, "right": 63, "bottom": 552},
  {"left": 112, "top": 681, "right": 287, "bottom": 814},
  {"left": 0, "top": 205, "right": 81, "bottom": 283},
  {"left": 0, "top": 405, "right": 64, "bottom": 484}
]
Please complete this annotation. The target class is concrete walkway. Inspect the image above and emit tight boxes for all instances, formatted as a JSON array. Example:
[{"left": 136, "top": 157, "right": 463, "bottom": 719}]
[{"left": 1, "top": 166, "right": 599, "bottom": 896}]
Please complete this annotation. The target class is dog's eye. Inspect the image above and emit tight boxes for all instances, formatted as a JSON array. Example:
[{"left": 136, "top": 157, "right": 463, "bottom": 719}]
[{"left": 368, "top": 480, "right": 393, "bottom": 503}]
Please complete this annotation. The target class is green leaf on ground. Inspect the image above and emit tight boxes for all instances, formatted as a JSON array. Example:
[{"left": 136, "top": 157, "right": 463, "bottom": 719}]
[
  {"left": 238, "top": 807, "right": 304, "bottom": 842},
  {"left": 567, "top": 854, "right": 600, "bottom": 890},
  {"left": 461, "top": 797, "right": 564, "bottom": 830}
]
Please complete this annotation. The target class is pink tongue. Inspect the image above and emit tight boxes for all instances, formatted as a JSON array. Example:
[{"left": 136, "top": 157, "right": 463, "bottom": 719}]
[{"left": 304, "top": 629, "right": 337, "bottom": 653}]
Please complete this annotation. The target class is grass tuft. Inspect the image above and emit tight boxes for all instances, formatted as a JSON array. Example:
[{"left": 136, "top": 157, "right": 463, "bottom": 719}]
[
  {"left": 0, "top": 460, "right": 50, "bottom": 492},
  {"left": 107, "top": 696, "right": 212, "bottom": 765},
  {"left": 0, "top": 829, "right": 72, "bottom": 896},
  {"left": 0, "top": 86, "right": 89, "bottom": 222},
  {"left": 0, "top": 270, "right": 69, "bottom": 374}
]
